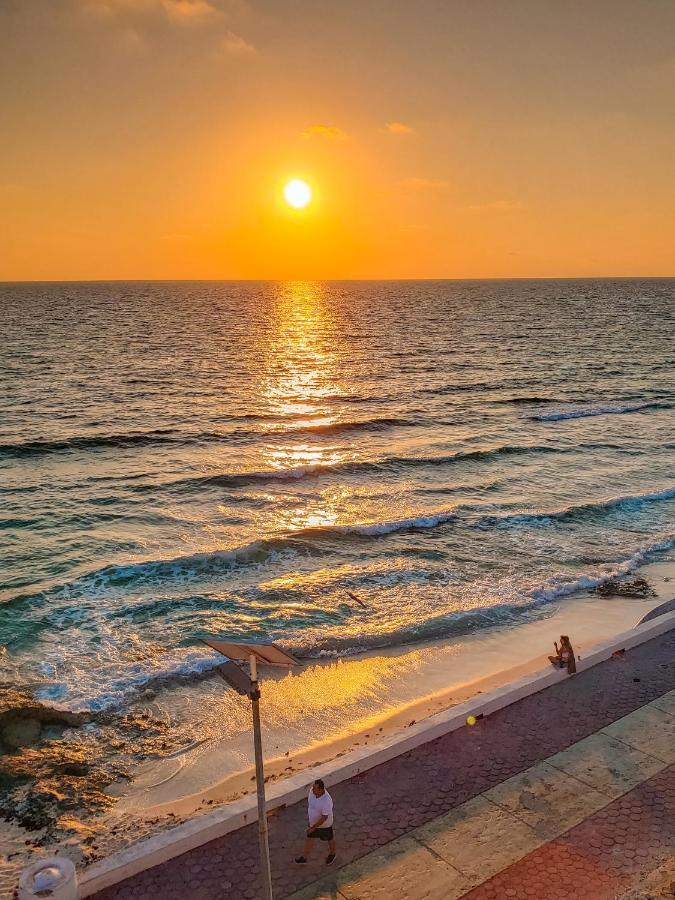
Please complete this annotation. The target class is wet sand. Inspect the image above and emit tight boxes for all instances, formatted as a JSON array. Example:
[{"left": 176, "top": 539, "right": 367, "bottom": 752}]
[
  {"left": 115, "top": 558, "right": 674, "bottom": 819},
  {"left": 1, "top": 558, "right": 673, "bottom": 895}
]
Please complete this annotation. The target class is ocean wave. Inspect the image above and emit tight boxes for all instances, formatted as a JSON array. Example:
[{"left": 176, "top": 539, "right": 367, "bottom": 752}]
[
  {"left": 35, "top": 649, "right": 222, "bottom": 712},
  {"left": 185, "top": 444, "right": 568, "bottom": 491},
  {"left": 294, "top": 511, "right": 459, "bottom": 538},
  {"left": 285, "top": 602, "right": 550, "bottom": 658},
  {"left": 421, "top": 380, "right": 505, "bottom": 396},
  {"left": 0, "top": 417, "right": 416, "bottom": 460},
  {"left": 529, "top": 401, "right": 670, "bottom": 422},
  {"left": 493, "top": 396, "right": 569, "bottom": 406},
  {"left": 289, "top": 533, "right": 675, "bottom": 658},
  {"left": 6, "top": 485, "right": 674, "bottom": 606},
  {"left": 0, "top": 430, "right": 192, "bottom": 458},
  {"left": 474, "top": 486, "right": 675, "bottom": 528},
  {"left": 528, "top": 534, "right": 675, "bottom": 602},
  {"left": 9, "top": 514, "right": 462, "bottom": 602},
  {"left": 278, "top": 417, "right": 415, "bottom": 436},
  {"left": 27, "top": 532, "right": 675, "bottom": 710},
  {"left": 70, "top": 539, "right": 306, "bottom": 591}
]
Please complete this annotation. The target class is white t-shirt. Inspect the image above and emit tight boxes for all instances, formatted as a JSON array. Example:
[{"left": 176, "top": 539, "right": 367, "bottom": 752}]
[{"left": 308, "top": 788, "right": 333, "bottom": 828}]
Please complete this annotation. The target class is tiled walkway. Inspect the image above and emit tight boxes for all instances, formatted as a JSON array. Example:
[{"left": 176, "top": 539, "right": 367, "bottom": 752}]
[
  {"left": 92, "top": 630, "right": 675, "bottom": 900},
  {"left": 287, "top": 689, "right": 675, "bottom": 899},
  {"left": 463, "top": 763, "right": 675, "bottom": 900}
]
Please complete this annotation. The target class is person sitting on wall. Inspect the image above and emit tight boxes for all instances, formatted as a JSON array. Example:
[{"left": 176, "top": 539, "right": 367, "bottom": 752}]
[{"left": 549, "top": 635, "right": 577, "bottom": 674}]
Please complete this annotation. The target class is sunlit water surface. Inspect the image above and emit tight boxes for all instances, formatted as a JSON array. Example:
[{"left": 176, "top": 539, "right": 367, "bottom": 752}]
[{"left": 1, "top": 279, "right": 673, "bottom": 717}]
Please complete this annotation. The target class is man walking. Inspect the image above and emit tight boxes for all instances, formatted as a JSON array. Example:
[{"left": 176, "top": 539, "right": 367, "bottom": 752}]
[{"left": 295, "top": 779, "right": 336, "bottom": 865}]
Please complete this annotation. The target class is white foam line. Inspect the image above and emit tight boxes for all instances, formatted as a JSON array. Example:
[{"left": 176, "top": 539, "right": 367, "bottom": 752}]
[{"left": 77, "top": 609, "right": 675, "bottom": 897}]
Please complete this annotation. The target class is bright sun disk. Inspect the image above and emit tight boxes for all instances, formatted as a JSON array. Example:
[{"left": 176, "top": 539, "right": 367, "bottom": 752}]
[{"left": 284, "top": 178, "right": 312, "bottom": 209}]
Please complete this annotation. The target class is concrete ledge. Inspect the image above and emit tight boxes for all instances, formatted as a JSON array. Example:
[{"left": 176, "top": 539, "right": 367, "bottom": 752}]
[{"left": 78, "top": 609, "right": 675, "bottom": 897}]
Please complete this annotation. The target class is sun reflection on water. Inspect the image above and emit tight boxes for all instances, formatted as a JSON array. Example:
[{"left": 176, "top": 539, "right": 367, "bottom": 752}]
[
  {"left": 257, "top": 282, "right": 354, "bottom": 532},
  {"left": 259, "top": 281, "right": 340, "bottom": 420}
]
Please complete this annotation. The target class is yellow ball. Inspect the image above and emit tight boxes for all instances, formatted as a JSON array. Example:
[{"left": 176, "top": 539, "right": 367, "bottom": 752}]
[{"left": 466, "top": 715, "right": 477, "bottom": 727}]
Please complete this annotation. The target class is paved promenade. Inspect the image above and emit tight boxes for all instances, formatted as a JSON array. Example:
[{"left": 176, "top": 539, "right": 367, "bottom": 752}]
[
  {"left": 288, "top": 690, "right": 675, "bottom": 899},
  {"left": 93, "top": 629, "right": 675, "bottom": 900}
]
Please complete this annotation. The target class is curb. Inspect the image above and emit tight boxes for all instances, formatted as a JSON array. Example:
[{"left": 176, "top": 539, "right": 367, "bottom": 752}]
[{"left": 78, "top": 609, "right": 675, "bottom": 897}]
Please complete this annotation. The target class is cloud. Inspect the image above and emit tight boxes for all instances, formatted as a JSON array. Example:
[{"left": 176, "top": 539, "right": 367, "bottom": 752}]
[
  {"left": 301, "top": 124, "right": 348, "bottom": 141},
  {"left": 384, "top": 122, "right": 415, "bottom": 136},
  {"left": 222, "top": 29, "right": 255, "bottom": 53},
  {"left": 162, "top": 0, "right": 218, "bottom": 24},
  {"left": 81, "top": 0, "right": 220, "bottom": 26},
  {"left": 399, "top": 177, "right": 449, "bottom": 192}
]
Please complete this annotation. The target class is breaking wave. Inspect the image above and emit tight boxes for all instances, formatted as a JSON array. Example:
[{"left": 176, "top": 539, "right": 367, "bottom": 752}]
[
  {"left": 7, "top": 486, "right": 673, "bottom": 608},
  {"left": 45, "top": 532, "right": 675, "bottom": 709}
]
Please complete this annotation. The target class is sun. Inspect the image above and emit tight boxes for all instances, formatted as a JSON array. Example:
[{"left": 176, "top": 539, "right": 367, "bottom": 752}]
[{"left": 284, "top": 178, "right": 312, "bottom": 209}]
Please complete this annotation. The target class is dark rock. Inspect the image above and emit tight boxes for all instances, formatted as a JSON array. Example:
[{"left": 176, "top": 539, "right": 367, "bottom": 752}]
[
  {"left": 0, "top": 688, "right": 93, "bottom": 731},
  {"left": 1, "top": 717, "right": 41, "bottom": 750}
]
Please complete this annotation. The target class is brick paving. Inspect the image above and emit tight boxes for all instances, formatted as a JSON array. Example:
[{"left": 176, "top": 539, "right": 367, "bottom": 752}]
[
  {"left": 463, "top": 763, "right": 675, "bottom": 900},
  {"left": 93, "top": 630, "right": 675, "bottom": 900}
]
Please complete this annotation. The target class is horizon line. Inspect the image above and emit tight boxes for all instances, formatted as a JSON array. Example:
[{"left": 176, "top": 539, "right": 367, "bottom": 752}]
[{"left": 2, "top": 275, "right": 675, "bottom": 285}]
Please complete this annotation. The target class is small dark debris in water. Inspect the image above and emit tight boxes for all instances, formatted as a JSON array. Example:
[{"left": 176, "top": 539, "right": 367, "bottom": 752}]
[
  {"left": 407, "top": 720, "right": 416, "bottom": 727},
  {"left": 633, "top": 677, "right": 641, "bottom": 683},
  {"left": 345, "top": 591, "right": 367, "bottom": 608}
]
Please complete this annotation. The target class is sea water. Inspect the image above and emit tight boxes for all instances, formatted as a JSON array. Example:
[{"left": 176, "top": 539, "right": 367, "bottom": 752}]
[{"left": 1, "top": 279, "right": 673, "bottom": 714}]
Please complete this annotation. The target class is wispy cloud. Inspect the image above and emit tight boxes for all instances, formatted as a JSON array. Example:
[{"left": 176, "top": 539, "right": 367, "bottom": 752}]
[
  {"left": 399, "top": 177, "right": 449, "bottom": 192},
  {"left": 81, "top": 0, "right": 220, "bottom": 26},
  {"left": 301, "top": 124, "right": 348, "bottom": 141},
  {"left": 162, "top": 0, "right": 219, "bottom": 24},
  {"left": 81, "top": 0, "right": 256, "bottom": 54},
  {"left": 384, "top": 122, "right": 415, "bottom": 136},
  {"left": 222, "top": 29, "right": 255, "bottom": 53}
]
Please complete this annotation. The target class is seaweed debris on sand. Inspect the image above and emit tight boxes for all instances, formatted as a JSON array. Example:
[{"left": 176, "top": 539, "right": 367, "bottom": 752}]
[{"left": 594, "top": 576, "right": 657, "bottom": 598}]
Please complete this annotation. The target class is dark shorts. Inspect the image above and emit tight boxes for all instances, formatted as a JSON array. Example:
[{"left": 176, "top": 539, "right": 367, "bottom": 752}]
[{"left": 308, "top": 826, "right": 334, "bottom": 842}]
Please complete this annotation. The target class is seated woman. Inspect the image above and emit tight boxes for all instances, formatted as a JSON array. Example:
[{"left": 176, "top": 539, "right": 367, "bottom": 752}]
[{"left": 549, "top": 635, "right": 577, "bottom": 674}]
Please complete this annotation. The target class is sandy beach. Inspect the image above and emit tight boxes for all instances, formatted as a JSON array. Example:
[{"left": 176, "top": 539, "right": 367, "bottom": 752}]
[{"left": 2, "top": 558, "right": 672, "bottom": 896}]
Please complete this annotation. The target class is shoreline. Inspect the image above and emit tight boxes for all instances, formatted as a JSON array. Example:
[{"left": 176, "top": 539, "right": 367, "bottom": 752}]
[
  {"left": 1, "top": 557, "right": 673, "bottom": 895},
  {"left": 127, "top": 653, "right": 548, "bottom": 820},
  {"left": 114, "top": 557, "right": 674, "bottom": 820},
  {"left": 81, "top": 602, "right": 675, "bottom": 898}
]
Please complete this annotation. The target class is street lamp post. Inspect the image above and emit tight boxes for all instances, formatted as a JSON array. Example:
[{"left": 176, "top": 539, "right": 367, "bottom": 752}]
[{"left": 201, "top": 638, "right": 301, "bottom": 900}]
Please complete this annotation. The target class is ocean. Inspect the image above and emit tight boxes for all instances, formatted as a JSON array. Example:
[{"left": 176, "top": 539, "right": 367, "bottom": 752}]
[{"left": 1, "top": 279, "right": 674, "bottom": 716}]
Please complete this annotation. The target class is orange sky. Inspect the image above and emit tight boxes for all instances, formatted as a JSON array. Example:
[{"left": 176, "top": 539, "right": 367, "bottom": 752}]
[{"left": 1, "top": 0, "right": 674, "bottom": 280}]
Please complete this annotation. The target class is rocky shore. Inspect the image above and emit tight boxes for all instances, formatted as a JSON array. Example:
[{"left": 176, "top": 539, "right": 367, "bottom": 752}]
[{"left": 0, "top": 686, "right": 192, "bottom": 889}]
